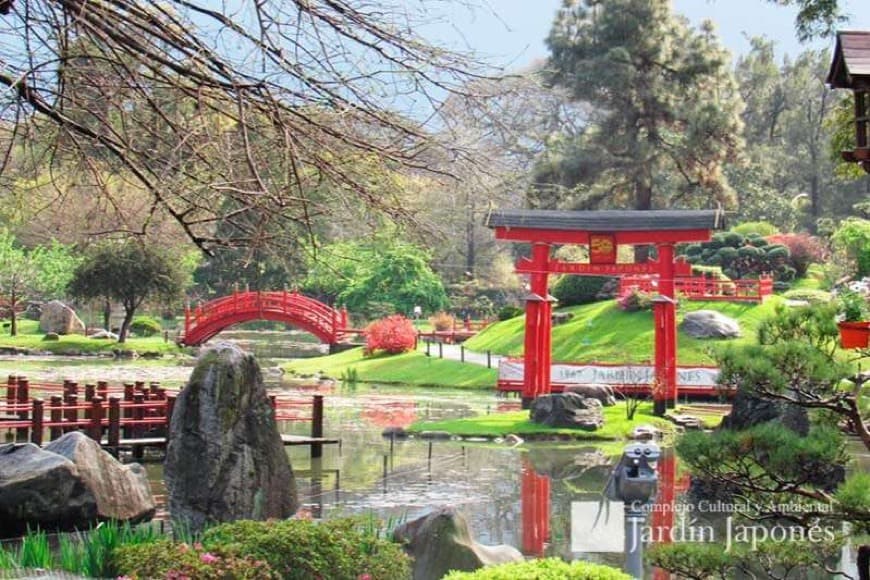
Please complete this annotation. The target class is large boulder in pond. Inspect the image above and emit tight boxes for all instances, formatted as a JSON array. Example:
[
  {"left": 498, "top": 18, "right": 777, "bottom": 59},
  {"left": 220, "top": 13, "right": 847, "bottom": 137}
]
[
  {"left": 45, "top": 432, "right": 154, "bottom": 523},
  {"left": 0, "top": 443, "right": 97, "bottom": 537},
  {"left": 165, "top": 343, "right": 297, "bottom": 533},
  {"left": 564, "top": 383, "right": 617, "bottom": 406},
  {"left": 530, "top": 393, "right": 604, "bottom": 430},
  {"left": 39, "top": 300, "right": 86, "bottom": 335},
  {"left": 394, "top": 507, "right": 523, "bottom": 580},
  {"left": 679, "top": 310, "right": 741, "bottom": 339}
]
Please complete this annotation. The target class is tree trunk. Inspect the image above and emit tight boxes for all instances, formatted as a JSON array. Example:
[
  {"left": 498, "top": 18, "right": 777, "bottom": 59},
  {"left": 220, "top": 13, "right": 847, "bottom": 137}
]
[
  {"left": 465, "top": 197, "right": 476, "bottom": 278},
  {"left": 103, "top": 298, "right": 111, "bottom": 331},
  {"left": 118, "top": 308, "right": 135, "bottom": 343},
  {"left": 9, "top": 290, "right": 17, "bottom": 337},
  {"left": 634, "top": 177, "right": 654, "bottom": 263}
]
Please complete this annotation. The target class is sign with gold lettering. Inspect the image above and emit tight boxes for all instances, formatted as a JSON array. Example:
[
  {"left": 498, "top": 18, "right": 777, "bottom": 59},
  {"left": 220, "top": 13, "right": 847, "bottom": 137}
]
[{"left": 589, "top": 233, "right": 616, "bottom": 264}]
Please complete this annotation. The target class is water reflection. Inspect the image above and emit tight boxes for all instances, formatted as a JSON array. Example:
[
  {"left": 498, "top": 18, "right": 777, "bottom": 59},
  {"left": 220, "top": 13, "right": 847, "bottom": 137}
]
[{"left": 279, "top": 386, "right": 680, "bottom": 575}]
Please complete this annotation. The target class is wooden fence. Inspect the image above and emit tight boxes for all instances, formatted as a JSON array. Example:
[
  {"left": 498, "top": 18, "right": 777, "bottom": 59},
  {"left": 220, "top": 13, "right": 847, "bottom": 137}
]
[{"left": 1, "top": 375, "right": 326, "bottom": 455}]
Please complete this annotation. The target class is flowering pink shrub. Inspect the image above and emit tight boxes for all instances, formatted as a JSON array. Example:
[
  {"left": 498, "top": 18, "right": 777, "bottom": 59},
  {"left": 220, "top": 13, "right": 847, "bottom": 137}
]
[
  {"left": 115, "top": 541, "right": 276, "bottom": 579},
  {"left": 766, "top": 233, "right": 829, "bottom": 278},
  {"left": 365, "top": 315, "right": 417, "bottom": 355}
]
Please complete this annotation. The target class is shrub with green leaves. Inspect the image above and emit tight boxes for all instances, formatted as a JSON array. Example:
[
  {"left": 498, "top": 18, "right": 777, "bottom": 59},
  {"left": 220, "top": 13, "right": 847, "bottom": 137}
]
[
  {"left": 497, "top": 305, "right": 523, "bottom": 321},
  {"left": 730, "top": 221, "right": 778, "bottom": 237},
  {"left": 130, "top": 315, "right": 162, "bottom": 337},
  {"left": 781, "top": 288, "right": 832, "bottom": 304},
  {"left": 552, "top": 275, "right": 614, "bottom": 306},
  {"left": 442, "top": 558, "right": 631, "bottom": 579},
  {"left": 200, "top": 518, "right": 410, "bottom": 580},
  {"left": 832, "top": 218, "right": 870, "bottom": 278}
]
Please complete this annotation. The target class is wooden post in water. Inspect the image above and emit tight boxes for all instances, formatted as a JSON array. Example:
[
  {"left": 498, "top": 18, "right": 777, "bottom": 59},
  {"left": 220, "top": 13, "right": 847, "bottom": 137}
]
[
  {"left": 16, "top": 377, "right": 29, "bottom": 442},
  {"left": 49, "top": 396, "right": 63, "bottom": 441},
  {"left": 108, "top": 397, "right": 121, "bottom": 453},
  {"left": 132, "top": 393, "right": 145, "bottom": 460},
  {"left": 123, "top": 383, "right": 134, "bottom": 438},
  {"left": 311, "top": 395, "right": 324, "bottom": 459},
  {"left": 97, "top": 381, "right": 109, "bottom": 401},
  {"left": 84, "top": 383, "right": 95, "bottom": 403},
  {"left": 89, "top": 397, "right": 104, "bottom": 442},
  {"left": 64, "top": 395, "right": 77, "bottom": 433},
  {"left": 30, "top": 399, "right": 44, "bottom": 446},
  {"left": 6, "top": 375, "right": 16, "bottom": 409}
]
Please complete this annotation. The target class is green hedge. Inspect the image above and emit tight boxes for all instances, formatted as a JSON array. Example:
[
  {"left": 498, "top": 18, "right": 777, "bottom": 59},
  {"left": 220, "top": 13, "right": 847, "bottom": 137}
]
[
  {"left": 442, "top": 558, "right": 631, "bottom": 580},
  {"left": 552, "top": 275, "right": 614, "bottom": 306}
]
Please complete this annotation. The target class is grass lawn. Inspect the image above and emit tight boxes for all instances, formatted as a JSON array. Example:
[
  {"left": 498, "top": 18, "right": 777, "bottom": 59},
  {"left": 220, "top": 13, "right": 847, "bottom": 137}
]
[
  {"left": 0, "top": 320, "right": 185, "bottom": 356},
  {"left": 465, "top": 297, "right": 785, "bottom": 365},
  {"left": 285, "top": 347, "right": 497, "bottom": 388},
  {"left": 407, "top": 401, "right": 674, "bottom": 440}
]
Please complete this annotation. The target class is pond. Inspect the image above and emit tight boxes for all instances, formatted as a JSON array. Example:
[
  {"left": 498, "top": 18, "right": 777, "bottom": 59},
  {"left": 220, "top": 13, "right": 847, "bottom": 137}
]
[{"left": 1, "top": 333, "right": 865, "bottom": 578}]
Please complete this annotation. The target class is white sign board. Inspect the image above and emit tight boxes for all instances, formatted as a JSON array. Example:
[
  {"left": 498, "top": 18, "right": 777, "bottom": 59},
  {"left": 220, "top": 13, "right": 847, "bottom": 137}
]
[{"left": 499, "top": 360, "right": 719, "bottom": 387}]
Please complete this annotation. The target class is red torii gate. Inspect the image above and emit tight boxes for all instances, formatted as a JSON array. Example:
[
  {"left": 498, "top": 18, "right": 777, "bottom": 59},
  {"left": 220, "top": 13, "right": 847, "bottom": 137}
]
[{"left": 485, "top": 209, "right": 723, "bottom": 414}]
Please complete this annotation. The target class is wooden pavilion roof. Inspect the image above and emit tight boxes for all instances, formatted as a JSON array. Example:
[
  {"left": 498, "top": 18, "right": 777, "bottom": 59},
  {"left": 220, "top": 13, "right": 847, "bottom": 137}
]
[
  {"left": 484, "top": 209, "right": 725, "bottom": 232},
  {"left": 827, "top": 31, "right": 870, "bottom": 89}
]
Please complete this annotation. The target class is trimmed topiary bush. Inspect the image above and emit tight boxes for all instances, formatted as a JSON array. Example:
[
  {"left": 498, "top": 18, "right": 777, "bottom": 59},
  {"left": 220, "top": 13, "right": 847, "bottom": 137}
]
[
  {"left": 200, "top": 518, "right": 411, "bottom": 580},
  {"left": 552, "top": 275, "right": 614, "bottom": 306},
  {"left": 130, "top": 315, "right": 162, "bottom": 337},
  {"left": 365, "top": 315, "right": 417, "bottom": 355},
  {"left": 679, "top": 232, "right": 793, "bottom": 282},
  {"left": 442, "top": 558, "right": 631, "bottom": 579}
]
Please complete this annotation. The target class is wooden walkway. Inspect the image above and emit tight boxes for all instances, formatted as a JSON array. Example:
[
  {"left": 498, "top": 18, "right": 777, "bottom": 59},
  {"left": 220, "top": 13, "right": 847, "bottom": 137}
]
[{"left": 92, "top": 434, "right": 341, "bottom": 451}]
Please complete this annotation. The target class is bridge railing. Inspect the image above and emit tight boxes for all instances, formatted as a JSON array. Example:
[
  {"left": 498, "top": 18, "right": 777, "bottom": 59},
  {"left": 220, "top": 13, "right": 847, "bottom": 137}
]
[
  {"left": 619, "top": 275, "right": 773, "bottom": 303},
  {"left": 183, "top": 291, "right": 348, "bottom": 344}
]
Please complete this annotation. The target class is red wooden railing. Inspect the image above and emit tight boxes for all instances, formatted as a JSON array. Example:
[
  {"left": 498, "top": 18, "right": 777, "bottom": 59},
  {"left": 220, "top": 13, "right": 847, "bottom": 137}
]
[
  {"left": 619, "top": 275, "right": 773, "bottom": 303},
  {"left": 181, "top": 290, "right": 349, "bottom": 346},
  {"left": 1, "top": 375, "right": 324, "bottom": 448}
]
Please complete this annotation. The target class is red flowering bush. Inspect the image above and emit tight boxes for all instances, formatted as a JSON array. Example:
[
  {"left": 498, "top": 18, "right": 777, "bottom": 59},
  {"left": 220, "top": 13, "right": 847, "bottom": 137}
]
[
  {"left": 766, "top": 233, "right": 828, "bottom": 278},
  {"left": 365, "top": 315, "right": 417, "bottom": 355}
]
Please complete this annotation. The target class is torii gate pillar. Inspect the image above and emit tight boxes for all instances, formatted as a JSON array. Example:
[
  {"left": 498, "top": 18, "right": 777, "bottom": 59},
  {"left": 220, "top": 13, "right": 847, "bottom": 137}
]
[
  {"left": 522, "top": 243, "right": 554, "bottom": 409},
  {"left": 653, "top": 243, "right": 678, "bottom": 414}
]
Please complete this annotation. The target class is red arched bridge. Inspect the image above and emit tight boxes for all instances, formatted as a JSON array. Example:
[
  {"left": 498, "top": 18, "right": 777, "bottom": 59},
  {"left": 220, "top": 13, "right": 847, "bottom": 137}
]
[{"left": 180, "top": 291, "right": 350, "bottom": 347}]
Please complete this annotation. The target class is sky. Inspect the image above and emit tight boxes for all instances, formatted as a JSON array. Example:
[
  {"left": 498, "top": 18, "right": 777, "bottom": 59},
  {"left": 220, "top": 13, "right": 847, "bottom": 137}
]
[{"left": 423, "top": 0, "right": 870, "bottom": 71}]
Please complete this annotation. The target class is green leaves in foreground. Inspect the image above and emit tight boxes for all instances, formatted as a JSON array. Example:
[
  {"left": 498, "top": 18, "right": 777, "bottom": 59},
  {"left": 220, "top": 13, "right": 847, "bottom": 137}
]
[
  {"left": 442, "top": 557, "right": 631, "bottom": 579},
  {"left": 648, "top": 536, "right": 845, "bottom": 579}
]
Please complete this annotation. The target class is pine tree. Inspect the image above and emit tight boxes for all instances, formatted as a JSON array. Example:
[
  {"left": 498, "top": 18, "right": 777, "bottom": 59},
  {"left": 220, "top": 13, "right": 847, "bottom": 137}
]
[{"left": 535, "top": 0, "right": 744, "bottom": 214}]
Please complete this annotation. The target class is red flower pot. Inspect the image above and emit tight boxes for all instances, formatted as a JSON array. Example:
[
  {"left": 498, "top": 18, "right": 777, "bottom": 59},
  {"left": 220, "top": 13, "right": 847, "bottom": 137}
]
[{"left": 838, "top": 321, "right": 870, "bottom": 349}]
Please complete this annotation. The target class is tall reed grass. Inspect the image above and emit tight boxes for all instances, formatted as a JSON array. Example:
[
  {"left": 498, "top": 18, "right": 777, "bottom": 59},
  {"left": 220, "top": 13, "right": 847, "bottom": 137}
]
[{"left": 0, "top": 520, "right": 160, "bottom": 577}]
